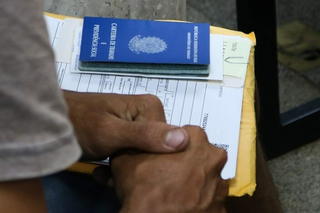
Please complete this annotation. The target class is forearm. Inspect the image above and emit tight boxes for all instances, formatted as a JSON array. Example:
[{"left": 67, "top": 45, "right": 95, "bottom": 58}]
[{"left": 0, "top": 178, "right": 47, "bottom": 213}]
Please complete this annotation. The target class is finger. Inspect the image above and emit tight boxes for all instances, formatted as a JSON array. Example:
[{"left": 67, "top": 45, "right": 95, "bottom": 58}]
[
  {"left": 182, "top": 125, "right": 210, "bottom": 147},
  {"left": 211, "top": 146, "right": 228, "bottom": 173},
  {"left": 111, "top": 94, "right": 166, "bottom": 122},
  {"left": 109, "top": 120, "right": 189, "bottom": 153},
  {"left": 92, "top": 166, "right": 113, "bottom": 188},
  {"left": 128, "top": 94, "right": 167, "bottom": 122},
  {"left": 182, "top": 125, "right": 228, "bottom": 174}
]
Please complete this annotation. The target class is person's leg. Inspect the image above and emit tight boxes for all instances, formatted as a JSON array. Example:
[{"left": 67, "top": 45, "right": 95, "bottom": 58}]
[
  {"left": 42, "top": 171, "right": 121, "bottom": 213},
  {"left": 226, "top": 141, "right": 283, "bottom": 213}
]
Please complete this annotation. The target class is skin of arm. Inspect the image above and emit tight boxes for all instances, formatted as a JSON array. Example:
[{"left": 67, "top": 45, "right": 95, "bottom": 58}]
[{"left": 0, "top": 178, "right": 47, "bottom": 213}]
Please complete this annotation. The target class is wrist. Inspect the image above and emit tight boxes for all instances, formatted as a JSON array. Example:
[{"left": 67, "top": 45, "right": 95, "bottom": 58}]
[{"left": 120, "top": 186, "right": 168, "bottom": 213}]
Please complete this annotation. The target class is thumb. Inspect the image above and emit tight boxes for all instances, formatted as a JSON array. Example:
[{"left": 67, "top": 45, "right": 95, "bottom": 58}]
[
  {"left": 113, "top": 121, "right": 189, "bottom": 153},
  {"left": 92, "top": 166, "right": 114, "bottom": 188}
]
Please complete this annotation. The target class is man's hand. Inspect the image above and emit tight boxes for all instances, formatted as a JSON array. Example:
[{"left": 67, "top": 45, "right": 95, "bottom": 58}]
[
  {"left": 64, "top": 91, "right": 189, "bottom": 159},
  {"left": 111, "top": 126, "right": 228, "bottom": 213}
]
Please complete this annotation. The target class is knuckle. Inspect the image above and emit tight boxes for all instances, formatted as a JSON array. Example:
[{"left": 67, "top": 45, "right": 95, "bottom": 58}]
[
  {"left": 218, "top": 149, "right": 228, "bottom": 165},
  {"left": 209, "top": 146, "right": 228, "bottom": 169},
  {"left": 183, "top": 126, "right": 210, "bottom": 148},
  {"left": 142, "top": 94, "right": 163, "bottom": 107},
  {"left": 188, "top": 126, "right": 207, "bottom": 138},
  {"left": 193, "top": 126, "right": 205, "bottom": 134},
  {"left": 182, "top": 125, "right": 193, "bottom": 132},
  {"left": 214, "top": 148, "right": 228, "bottom": 168},
  {"left": 139, "top": 94, "right": 164, "bottom": 116}
]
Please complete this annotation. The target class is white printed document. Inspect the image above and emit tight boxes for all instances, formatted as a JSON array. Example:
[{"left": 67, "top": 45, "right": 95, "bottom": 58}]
[{"left": 45, "top": 15, "right": 244, "bottom": 179}]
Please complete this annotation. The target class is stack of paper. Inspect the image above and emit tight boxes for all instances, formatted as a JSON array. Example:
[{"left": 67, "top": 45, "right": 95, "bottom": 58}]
[{"left": 45, "top": 15, "right": 252, "bottom": 180}]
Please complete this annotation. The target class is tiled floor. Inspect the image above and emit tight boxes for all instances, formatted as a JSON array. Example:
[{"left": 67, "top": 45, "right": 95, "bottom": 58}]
[{"left": 268, "top": 138, "right": 320, "bottom": 213}]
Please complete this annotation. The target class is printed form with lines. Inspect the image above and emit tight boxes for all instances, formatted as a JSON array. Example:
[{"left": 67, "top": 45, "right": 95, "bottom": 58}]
[{"left": 46, "top": 15, "right": 248, "bottom": 180}]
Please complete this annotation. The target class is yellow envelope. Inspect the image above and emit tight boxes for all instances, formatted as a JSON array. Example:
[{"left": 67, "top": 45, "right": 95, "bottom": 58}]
[
  {"left": 210, "top": 27, "right": 257, "bottom": 196},
  {"left": 45, "top": 12, "right": 257, "bottom": 197}
]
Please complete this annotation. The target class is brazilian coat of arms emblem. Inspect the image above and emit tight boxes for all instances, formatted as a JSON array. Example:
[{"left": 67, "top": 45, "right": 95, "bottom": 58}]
[{"left": 128, "top": 35, "right": 168, "bottom": 54}]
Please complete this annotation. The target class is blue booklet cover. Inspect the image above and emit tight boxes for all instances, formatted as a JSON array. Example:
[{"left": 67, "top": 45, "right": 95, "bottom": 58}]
[{"left": 80, "top": 17, "right": 210, "bottom": 65}]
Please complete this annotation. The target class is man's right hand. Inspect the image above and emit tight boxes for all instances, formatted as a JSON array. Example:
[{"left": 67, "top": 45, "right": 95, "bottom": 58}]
[{"left": 111, "top": 125, "right": 228, "bottom": 213}]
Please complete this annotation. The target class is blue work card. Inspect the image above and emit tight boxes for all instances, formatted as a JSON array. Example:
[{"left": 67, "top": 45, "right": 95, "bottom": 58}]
[{"left": 80, "top": 16, "right": 210, "bottom": 65}]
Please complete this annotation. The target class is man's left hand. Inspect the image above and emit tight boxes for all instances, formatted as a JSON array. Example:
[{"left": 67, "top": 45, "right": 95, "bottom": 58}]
[{"left": 63, "top": 91, "right": 189, "bottom": 160}]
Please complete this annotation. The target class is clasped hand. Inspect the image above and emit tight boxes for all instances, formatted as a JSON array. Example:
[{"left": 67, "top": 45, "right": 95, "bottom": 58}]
[{"left": 64, "top": 91, "right": 228, "bottom": 213}]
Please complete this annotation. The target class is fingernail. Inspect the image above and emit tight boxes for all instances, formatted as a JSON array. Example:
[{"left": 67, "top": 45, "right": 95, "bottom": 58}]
[{"left": 165, "top": 128, "right": 186, "bottom": 149}]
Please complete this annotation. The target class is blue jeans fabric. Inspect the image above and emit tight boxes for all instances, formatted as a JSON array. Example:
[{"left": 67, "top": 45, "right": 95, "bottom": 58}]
[{"left": 42, "top": 171, "right": 121, "bottom": 213}]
